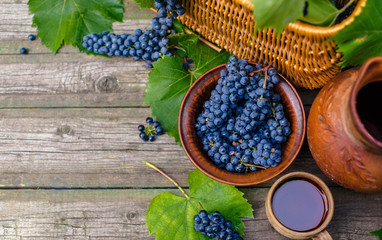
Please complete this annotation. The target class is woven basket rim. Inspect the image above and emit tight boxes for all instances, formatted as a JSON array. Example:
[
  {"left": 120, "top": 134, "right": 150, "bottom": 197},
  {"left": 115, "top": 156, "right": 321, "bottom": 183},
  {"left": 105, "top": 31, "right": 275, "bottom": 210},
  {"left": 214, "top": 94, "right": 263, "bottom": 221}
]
[{"left": 237, "top": 0, "right": 366, "bottom": 37}]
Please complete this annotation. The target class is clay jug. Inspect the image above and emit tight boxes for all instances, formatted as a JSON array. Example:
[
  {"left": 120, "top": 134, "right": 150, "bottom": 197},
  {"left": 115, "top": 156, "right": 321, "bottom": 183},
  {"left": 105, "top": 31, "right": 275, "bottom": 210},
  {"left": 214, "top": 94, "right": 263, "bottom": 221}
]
[{"left": 307, "top": 57, "right": 382, "bottom": 193}]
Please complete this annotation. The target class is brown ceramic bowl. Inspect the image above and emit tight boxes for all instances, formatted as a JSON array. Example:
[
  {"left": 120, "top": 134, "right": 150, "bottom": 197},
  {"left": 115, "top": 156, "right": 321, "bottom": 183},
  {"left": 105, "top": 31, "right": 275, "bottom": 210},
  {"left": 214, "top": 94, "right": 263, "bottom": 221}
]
[{"left": 179, "top": 63, "right": 305, "bottom": 186}]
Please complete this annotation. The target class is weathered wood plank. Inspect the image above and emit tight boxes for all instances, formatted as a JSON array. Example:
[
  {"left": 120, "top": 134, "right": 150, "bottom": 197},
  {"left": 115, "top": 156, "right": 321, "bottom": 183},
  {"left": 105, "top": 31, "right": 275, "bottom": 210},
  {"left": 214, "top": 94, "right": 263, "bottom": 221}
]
[
  {"left": 0, "top": 0, "right": 154, "bottom": 43},
  {"left": 0, "top": 107, "right": 334, "bottom": 188},
  {"left": 0, "top": 188, "right": 380, "bottom": 239},
  {"left": 0, "top": 53, "right": 151, "bottom": 107},
  {"left": 0, "top": 53, "right": 317, "bottom": 108}
]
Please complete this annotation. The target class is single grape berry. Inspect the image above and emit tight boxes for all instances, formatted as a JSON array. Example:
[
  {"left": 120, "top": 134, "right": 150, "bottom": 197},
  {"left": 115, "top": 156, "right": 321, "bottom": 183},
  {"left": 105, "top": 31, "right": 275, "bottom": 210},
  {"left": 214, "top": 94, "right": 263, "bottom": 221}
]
[
  {"left": 138, "top": 125, "right": 145, "bottom": 132},
  {"left": 20, "top": 48, "right": 28, "bottom": 54},
  {"left": 146, "top": 117, "right": 154, "bottom": 124},
  {"left": 139, "top": 132, "right": 148, "bottom": 141},
  {"left": 155, "top": 126, "right": 164, "bottom": 135},
  {"left": 153, "top": 120, "right": 160, "bottom": 128},
  {"left": 193, "top": 210, "right": 243, "bottom": 240},
  {"left": 28, "top": 34, "right": 36, "bottom": 41},
  {"left": 148, "top": 135, "right": 155, "bottom": 142}
]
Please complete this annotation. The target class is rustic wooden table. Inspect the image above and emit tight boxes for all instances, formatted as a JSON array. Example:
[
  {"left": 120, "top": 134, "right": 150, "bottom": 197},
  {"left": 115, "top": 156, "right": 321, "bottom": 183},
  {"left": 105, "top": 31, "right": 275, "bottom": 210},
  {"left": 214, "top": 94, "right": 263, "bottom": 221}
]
[{"left": 0, "top": 1, "right": 381, "bottom": 239}]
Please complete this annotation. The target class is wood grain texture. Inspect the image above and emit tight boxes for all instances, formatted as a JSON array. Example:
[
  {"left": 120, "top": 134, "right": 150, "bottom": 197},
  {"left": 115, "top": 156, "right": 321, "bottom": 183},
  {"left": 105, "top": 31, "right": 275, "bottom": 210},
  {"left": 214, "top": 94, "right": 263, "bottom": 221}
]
[
  {"left": 0, "top": 54, "right": 150, "bottom": 107},
  {"left": 0, "top": 107, "right": 329, "bottom": 188},
  {"left": 0, "top": 1, "right": 377, "bottom": 239},
  {"left": 0, "top": 188, "right": 380, "bottom": 239},
  {"left": 0, "top": 0, "right": 154, "bottom": 42}
]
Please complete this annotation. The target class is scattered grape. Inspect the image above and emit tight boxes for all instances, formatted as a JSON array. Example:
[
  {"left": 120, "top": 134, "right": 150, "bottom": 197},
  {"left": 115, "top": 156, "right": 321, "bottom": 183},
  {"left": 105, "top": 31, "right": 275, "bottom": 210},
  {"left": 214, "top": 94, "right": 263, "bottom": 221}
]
[
  {"left": 28, "top": 34, "right": 36, "bottom": 41},
  {"left": 138, "top": 117, "right": 165, "bottom": 142},
  {"left": 20, "top": 48, "right": 28, "bottom": 54}
]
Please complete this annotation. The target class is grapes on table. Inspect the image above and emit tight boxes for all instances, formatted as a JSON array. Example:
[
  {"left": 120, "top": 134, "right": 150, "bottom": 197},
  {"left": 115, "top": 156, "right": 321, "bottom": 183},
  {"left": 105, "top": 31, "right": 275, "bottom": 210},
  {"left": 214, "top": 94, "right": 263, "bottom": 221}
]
[
  {"left": 195, "top": 56, "right": 291, "bottom": 173},
  {"left": 194, "top": 210, "right": 243, "bottom": 240},
  {"left": 138, "top": 117, "right": 164, "bottom": 142},
  {"left": 82, "top": 0, "right": 185, "bottom": 68},
  {"left": 28, "top": 34, "right": 36, "bottom": 41},
  {"left": 19, "top": 47, "right": 28, "bottom": 54}
]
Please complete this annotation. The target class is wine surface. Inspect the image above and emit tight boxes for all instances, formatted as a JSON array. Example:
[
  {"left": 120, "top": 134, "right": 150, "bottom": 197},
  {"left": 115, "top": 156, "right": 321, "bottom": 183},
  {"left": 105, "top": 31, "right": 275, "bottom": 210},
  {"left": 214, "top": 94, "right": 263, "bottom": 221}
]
[{"left": 271, "top": 178, "right": 328, "bottom": 232}]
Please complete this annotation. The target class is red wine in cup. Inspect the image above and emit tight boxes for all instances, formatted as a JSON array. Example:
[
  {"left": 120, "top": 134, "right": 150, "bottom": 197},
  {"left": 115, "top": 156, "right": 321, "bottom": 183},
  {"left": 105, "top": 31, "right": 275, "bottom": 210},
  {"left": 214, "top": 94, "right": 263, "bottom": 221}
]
[{"left": 271, "top": 178, "right": 328, "bottom": 232}]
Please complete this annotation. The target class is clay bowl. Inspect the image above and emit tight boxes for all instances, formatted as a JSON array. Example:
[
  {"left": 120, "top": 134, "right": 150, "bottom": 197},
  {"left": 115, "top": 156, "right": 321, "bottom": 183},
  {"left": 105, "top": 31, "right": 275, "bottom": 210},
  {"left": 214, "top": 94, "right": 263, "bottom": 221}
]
[{"left": 179, "top": 63, "right": 306, "bottom": 186}]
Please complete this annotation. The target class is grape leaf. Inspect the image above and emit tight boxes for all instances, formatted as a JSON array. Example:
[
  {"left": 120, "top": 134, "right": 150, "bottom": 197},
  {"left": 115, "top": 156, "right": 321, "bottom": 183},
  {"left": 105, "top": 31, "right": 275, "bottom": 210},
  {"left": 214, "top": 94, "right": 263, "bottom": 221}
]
[
  {"left": 173, "top": 19, "right": 186, "bottom": 33},
  {"left": 133, "top": 0, "right": 154, "bottom": 9},
  {"left": 300, "top": 0, "right": 339, "bottom": 26},
  {"left": 371, "top": 228, "right": 382, "bottom": 240},
  {"left": 143, "top": 34, "right": 231, "bottom": 143},
  {"left": 330, "top": 0, "right": 382, "bottom": 67},
  {"left": 145, "top": 169, "right": 254, "bottom": 239},
  {"left": 168, "top": 33, "right": 199, "bottom": 49},
  {"left": 28, "top": 0, "right": 124, "bottom": 54},
  {"left": 252, "top": 0, "right": 342, "bottom": 33},
  {"left": 252, "top": 0, "right": 305, "bottom": 34}
]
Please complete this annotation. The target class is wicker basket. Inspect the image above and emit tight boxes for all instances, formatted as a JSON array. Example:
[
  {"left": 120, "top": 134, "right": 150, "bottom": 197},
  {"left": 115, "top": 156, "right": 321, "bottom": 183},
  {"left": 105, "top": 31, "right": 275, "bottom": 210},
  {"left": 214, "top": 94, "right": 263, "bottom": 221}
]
[{"left": 179, "top": 0, "right": 365, "bottom": 89}]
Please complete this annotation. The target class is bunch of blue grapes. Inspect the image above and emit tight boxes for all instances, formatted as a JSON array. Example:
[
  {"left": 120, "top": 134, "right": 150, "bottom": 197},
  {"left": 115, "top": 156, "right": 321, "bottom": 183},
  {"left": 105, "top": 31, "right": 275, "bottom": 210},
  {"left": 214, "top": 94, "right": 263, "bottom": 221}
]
[
  {"left": 195, "top": 56, "right": 291, "bottom": 173},
  {"left": 82, "top": 0, "right": 185, "bottom": 68},
  {"left": 194, "top": 210, "right": 243, "bottom": 240},
  {"left": 138, "top": 117, "right": 164, "bottom": 142}
]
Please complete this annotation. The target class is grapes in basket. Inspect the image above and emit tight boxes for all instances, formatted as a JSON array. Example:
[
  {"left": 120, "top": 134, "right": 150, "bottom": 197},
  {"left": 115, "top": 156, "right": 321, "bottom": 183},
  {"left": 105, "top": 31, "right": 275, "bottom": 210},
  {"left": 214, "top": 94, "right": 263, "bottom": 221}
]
[{"left": 195, "top": 56, "right": 291, "bottom": 173}]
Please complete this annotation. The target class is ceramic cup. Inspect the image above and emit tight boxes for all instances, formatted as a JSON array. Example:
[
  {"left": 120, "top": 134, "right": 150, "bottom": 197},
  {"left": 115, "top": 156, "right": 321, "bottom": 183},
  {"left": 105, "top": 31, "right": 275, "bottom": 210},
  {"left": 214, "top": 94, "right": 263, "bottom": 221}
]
[{"left": 265, "top": 172, "right": 334, "bottom": 240}]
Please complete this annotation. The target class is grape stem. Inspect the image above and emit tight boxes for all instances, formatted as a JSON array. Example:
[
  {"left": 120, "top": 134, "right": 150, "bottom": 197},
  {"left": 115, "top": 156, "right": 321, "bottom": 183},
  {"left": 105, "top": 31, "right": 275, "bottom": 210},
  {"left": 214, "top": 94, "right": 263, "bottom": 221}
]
[
  {"left": 170, "top": 45, "right": 187, "bottom": 54},
  {"left": 271, "top": 107, "right": 278, "bottom": 122},
  {"left": 199, "top": 202, "right": 205, "bottom": 210},
  {"left": 261, "top": 63, "right": 273, "bottom": 89},
  {"left": 249, "top": 62, "right": 273, "bottom": 77},
  {"left": 144, "top": 124, "right": 156, "bottom": 136},
  {"left": 242, "top": 162, "right": 266, "bottom": 169},
  {"left": 183, "top": 28, "right": 222, "bottom": 52},
  {"left": 249, "top": 63, "right": 273, "bottom": 100},
  {"left": 145, "top": 161, "right": 190, "bottom": 200}
]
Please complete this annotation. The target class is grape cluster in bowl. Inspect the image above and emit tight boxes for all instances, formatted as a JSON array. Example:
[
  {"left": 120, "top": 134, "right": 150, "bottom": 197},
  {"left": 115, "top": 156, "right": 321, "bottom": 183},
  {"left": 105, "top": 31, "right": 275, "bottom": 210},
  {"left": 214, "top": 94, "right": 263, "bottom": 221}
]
[
  {"left": 82, "top": 0, "right": 185, "bottom": 68},
  {"left": 195, "top": 56, "right": 291, "bottom": 173}
]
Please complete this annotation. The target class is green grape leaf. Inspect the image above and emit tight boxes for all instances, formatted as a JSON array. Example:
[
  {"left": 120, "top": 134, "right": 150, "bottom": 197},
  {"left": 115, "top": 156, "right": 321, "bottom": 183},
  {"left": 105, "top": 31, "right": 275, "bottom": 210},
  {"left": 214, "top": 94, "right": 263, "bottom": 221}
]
[
  {"left": 252, "top": 0, "right": 343, "bottom": 32},
  {"left": 301, "top": 0, "right": 339, "bottom": 26},
  {"left": 252, "top": 0, "right": 305, "bottom": 34},
  {"left": 145, "top": 169, "right": 254, "bottom": 239},
  {"left": 168, "top": 33, "right": 199, "bottom": 57},
  {"left": 173, "top": 19, "right": 186, "bottom": 33},
  {"left": 143, "top": 34, "right": 231, "bottom": 143},
  {"left": 330, "top": 0, "right": 382, "bottom": 67},
  {"left": 133, "top": 0, "right": 155, "bottom": 9},
  {"left": 28, "top": 0, "right": 124, "bottom": 54},
  {"left": 168, "top": 33, "right": 199, "bottom": 48},
  {"left": 371, "top": 228, "right": 382, "bottom": 240}
]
